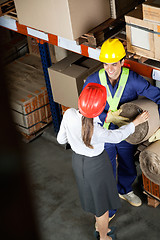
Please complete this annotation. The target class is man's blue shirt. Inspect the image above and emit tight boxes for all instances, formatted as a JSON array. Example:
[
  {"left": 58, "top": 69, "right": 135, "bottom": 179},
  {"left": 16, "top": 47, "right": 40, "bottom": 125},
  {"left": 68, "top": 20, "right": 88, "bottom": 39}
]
[{"left": 83, "top": 68, "right": 160, "bottom": 128}]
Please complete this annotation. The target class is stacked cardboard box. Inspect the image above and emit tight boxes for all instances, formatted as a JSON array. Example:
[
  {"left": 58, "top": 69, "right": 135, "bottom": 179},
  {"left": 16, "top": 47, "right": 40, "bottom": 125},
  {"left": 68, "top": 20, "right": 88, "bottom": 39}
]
[
  {"left": 6, "top": 54, "right": 52, "bottom": 135},
  {"left": 125, "top": 5, "right": 160, "bottom": 61},
  {"left": 14, "top": 0, "right": 143, "bottom": 41},
  {"left": 14, "top": 0, "right": 111, "bottom": 41},
  {"left": 48, "top": 52, "right": 102, "bottom": 109}
]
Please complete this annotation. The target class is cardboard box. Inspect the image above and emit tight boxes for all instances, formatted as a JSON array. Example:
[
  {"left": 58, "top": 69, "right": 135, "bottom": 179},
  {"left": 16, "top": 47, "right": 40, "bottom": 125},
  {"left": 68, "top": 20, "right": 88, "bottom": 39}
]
[
  {"left": 6, "top": 55, "right": 52, "bottom": 135},
  {"left": 10, "top": 86, "right": 42, "bottom": 135},
  {"left": 14, "top": 0, "right": 111, "bottom": 40},
  {"left": 143, "top": 0, "right": 160, "bottom": 23},
  {"left": 125, "top": 6, "right": 160, "bottom": 61},
  {"left": 16, "top": 55, "right": 51, "bottom": 121},
  {"left": 48, "top": 53, "right": 102, "bottom": 109}
]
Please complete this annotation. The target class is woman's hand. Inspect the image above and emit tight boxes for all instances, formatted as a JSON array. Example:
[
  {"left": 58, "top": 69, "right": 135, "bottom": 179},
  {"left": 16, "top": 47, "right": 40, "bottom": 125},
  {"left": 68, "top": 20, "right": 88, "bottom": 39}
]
[{"left": 132, "top": 110, "right": 149, "bottom": 127}]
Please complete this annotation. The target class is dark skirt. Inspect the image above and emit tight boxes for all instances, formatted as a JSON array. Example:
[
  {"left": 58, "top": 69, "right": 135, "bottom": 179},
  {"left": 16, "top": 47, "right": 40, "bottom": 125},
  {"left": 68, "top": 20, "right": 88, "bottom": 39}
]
[{"left": 72, "top": 150, "right": 121, "bottom": 217}]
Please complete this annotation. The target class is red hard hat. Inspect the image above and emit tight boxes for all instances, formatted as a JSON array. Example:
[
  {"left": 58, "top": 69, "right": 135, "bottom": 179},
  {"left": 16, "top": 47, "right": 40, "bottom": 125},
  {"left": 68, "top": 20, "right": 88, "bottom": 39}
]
[{"left": 78, "top": 83, "right": 107, "bottom": 118}]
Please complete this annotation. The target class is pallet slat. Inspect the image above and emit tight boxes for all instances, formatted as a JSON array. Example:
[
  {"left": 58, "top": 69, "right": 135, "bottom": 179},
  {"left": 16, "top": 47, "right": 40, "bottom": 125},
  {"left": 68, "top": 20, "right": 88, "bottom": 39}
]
[
  {"left": 0, "top": 0, "right": 15, "bottom": 17},
  {"left": 76, "top": 18, "right": 125, "bottom": 48}
]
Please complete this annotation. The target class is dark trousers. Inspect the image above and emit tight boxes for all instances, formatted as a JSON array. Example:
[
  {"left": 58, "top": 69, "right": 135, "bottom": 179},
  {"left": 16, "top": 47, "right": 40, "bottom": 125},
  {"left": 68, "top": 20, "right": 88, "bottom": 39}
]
[
  {"left": 105, "top": 140, "right": 137, "bottom": 217},
  {"left": 105, "top": 140, "right": 137, "bottom": 194}
]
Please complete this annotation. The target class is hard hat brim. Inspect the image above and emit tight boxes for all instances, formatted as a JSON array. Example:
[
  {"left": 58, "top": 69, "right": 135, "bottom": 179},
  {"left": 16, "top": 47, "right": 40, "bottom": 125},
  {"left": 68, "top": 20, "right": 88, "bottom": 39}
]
[{"left": 99, "top": 52, "right": 126, "bottom": 63}]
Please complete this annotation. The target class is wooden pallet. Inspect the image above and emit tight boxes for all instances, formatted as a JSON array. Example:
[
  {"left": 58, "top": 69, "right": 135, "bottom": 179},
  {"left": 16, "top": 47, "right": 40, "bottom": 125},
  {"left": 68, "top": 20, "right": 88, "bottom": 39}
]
[
  {"left": 143, "top": 191, "right": 160, "bottom": 208},
  {"left": 6, "top": 8, "right": 17, "bottom": 20},
  {"left": 76, "top": 17, "right": 126, "bottom": 48},
  {"left": 0, "top": 0, "right": 16, "bottom": 17},
  {"left": 20, "top": 119, "right": 52, "bottom": 143}
]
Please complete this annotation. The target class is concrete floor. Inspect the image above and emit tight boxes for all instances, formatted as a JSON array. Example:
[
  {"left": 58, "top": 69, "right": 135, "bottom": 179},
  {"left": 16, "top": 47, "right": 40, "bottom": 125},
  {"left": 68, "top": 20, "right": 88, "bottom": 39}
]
[{"left": 25, "top": 123, "right": 160, "bottom": 240}]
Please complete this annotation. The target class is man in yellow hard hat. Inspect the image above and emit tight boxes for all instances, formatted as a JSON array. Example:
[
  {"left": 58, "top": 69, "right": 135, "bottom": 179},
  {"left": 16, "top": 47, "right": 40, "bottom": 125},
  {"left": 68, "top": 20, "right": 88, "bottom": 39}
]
[{"left": 83, "top": 38, "right": 160, "bottom": 220}]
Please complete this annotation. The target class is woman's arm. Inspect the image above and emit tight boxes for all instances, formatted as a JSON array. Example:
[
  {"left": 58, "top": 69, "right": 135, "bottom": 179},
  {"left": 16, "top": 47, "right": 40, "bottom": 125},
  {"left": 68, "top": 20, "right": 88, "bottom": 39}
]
[
  {"left": 57, "top": 116, "right": 68, "bottom": 144},
  {"left": 96, "top": 111, "right": 149, "bottom": 144}
]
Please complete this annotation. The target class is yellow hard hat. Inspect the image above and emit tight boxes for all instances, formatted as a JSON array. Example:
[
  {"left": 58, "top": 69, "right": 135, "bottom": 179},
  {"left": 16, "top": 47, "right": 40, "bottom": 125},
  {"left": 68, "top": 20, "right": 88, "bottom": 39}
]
[{"left": 99, "top": 38, "right": 126, "bottom": 63}]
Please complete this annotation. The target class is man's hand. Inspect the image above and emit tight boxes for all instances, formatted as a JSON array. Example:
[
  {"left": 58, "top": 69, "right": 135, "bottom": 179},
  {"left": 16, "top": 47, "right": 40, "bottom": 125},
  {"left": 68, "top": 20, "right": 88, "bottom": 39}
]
[
  {"left": 105, "top": 109, "right": 129, "bottom": 127},
  {"left": 149, "top": 128, "right": 160, "bottom": 142}
]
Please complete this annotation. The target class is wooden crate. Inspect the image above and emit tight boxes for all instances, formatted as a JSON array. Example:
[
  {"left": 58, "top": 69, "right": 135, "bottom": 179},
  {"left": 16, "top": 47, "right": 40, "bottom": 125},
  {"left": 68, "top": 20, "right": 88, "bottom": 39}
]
[
  {"left": 142, "top": 172, "right": 160, "bottom": 199},
  {"left": 143, "top": 0, "right": 160, "bottom": 23},
  {"left": 125, "top": 6, "right": 160, "bottom": 61},
  {"left": 142, "top": 172, "right": 160, "bottom": 207}
]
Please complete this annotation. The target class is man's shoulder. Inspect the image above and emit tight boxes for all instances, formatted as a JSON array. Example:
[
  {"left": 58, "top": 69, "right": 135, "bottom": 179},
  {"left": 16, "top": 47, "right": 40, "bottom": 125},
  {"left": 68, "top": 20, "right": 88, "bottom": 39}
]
[
  {"left": 85, "top": 70, "right": 101, "bottom": 83},
  {"left": 88, "top": 70, "right": 100, "bottom": 78},
  {"left": 126, "top": 68, "right": 140, "bottom": 78},
  {"left": 124, "top": 68, "right": 144, "bottom": 82}
]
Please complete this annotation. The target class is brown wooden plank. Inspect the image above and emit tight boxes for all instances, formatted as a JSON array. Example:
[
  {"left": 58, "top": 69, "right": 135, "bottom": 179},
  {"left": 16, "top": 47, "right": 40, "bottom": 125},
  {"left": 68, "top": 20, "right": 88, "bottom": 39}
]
[
  {"left": 147, "top": 196, "right": 160, "bottom": 208},
  {"left": 1, "top": 0, "right": 13, "bottom": 7},
  {"left": 151, "top": 182, "right": 160, "bottom": 199},
  {"left": 142, "top": 173, "right": 151, "bottom": 193}
]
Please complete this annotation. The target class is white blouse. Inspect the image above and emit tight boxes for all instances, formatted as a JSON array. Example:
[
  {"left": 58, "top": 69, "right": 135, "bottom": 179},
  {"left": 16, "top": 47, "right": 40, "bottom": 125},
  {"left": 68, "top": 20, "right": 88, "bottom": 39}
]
[{"left": 57, "top": 108, "right": 135, "bottom": 157}]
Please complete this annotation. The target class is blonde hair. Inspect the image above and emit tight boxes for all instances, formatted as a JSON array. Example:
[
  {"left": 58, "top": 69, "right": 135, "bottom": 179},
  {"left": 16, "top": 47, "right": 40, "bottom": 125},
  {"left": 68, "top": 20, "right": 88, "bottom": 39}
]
[{"left": 81, "top": 116, "right": 94, "bottom": 149}]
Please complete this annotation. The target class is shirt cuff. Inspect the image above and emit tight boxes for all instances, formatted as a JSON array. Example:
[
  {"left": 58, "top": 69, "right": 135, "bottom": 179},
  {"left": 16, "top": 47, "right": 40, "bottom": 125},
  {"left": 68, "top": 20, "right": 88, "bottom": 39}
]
[{"left": 128, "top": 122, "right": 135, "bottom": 134}]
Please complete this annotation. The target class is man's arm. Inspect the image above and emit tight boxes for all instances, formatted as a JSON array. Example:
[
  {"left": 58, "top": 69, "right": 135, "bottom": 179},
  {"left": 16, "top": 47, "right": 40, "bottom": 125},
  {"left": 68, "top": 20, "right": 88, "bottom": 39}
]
[{"left": 132, "top": 71, "right": 160, "bottom": 115}]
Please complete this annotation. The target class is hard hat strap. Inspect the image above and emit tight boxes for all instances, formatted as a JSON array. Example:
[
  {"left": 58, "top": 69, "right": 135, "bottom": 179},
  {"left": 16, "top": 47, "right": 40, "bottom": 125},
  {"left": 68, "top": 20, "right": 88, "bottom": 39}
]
[{"left": 99, "top": 67, "right": 129, "bottom": 129}]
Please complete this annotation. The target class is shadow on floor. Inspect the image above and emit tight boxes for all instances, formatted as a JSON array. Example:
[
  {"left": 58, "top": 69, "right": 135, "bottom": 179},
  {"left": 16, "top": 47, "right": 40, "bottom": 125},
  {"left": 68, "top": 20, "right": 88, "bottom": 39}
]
[{"left": 25, "top": 124, "right": 160, "bottom": 240}]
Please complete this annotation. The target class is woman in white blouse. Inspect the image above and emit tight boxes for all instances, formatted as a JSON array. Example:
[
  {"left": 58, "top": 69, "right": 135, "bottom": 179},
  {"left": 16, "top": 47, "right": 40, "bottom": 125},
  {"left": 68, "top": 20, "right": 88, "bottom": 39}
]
[{"left": 57, "top": 83, "right": 149, "bottom": 240}]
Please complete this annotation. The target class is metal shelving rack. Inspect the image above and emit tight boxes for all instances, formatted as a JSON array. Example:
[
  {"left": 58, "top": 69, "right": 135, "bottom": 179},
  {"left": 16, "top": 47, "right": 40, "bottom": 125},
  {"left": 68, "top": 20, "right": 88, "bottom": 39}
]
[
  {"left": 1, "top": 15, "right": 160, "bottom": 132},
  {"left": 38, "top": 42, "right": 61, "bottom": 133}
]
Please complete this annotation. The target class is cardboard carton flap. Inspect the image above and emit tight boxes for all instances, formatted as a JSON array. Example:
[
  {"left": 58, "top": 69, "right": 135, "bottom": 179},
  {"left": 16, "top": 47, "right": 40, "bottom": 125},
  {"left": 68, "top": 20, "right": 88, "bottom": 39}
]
[{"left": 50, "top": 53, "right": 83, "bottom": 72}]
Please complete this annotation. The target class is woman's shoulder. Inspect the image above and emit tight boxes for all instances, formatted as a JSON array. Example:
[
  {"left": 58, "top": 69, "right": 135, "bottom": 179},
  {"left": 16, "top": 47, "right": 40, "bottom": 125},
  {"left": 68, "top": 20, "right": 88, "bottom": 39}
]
[{"left": 63, "top": 108, "right": 79, "bottom": 118}]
